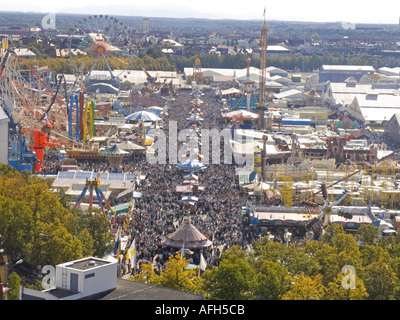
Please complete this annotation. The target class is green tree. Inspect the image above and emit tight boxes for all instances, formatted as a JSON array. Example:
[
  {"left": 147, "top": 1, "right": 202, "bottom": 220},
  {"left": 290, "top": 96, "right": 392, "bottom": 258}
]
[
  {"left": 78, "top": 228, "right": 95, "bottom": 257},
  {"left": 361, "top": 260, "right": 397, "bottom": 300},
  {"left": 252, "top": 239, "right": 320, "bottom": 277},
  {"left": 252, "top": 260, "right": 290, "bottom": 300},
  {"left": 252, "top": 237, "right": 285, "bottom": 261},
  {"left": 0, "top": 165, "right": 111, "bottom": 267},
  {"left": 0, "top": 176, "right": 27, "bottom": 199},
  {"left": 46, "top": 225, "right": 84, "bottom": 265},
  {"left": 131, "top": 262, "right": 156, "bottom": 284},
  {"left": 359, "top": 244, "right": 397, "bottom": 300},
  {"left": 381, "top": 233, "right": 400, "bottom": 258},
  {"left": 324, "top": 273, "right": 368, "bottom": 300},
  {"left": 0, "top": 196, "right": 33, "bottom": 259},
  {"left": 311, "top": 33, "right": 320, "bottom": 41},
  {"left": 77, "top": 209, "right": 114, "bottom": 258},
  {"left": 146, "top": 46, "right": 163, "bottom": 59},
  {"left": 281, "top": 243, "right": 321, "bottom": 276},
  {"left": 0, "top": 164, "right": 24, "bottom": 178},
  {"left": 6, "top": 272, "right": 21, "bottom": 300},
  {"left": 356, "top": 225, "right": 382, "bottom": 247},
  {"left": 361, "top": 245, "right": 391, "bottom": 267},
  {"left": 281, "top": 274, "right": 326, "bottom": 300},
  {"left": 152, "top": 253, "right": 201, "bottom": 293},
  {"left": 202, "top": 246, "right": 256, "bottom": 300},
  {"left": 318, "top": 225, "right": 363, "bottom": 285},
  {"left": 25, "top": 221, "right": 84, "bottom": 266}
]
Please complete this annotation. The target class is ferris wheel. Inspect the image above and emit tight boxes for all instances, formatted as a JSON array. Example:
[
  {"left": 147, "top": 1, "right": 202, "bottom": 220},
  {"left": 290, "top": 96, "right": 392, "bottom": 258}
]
[
  {"left": 0, "top": 50, "right": 79, "bottom": 146},
  {"left": 67, "top": 14, "right": 136, "bottom": 85}
]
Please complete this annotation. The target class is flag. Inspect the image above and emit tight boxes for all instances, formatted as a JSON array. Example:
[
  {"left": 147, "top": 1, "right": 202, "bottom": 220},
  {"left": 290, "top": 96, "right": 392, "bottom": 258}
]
[
  {"left": 199, "top": 253, "right": 206, "bottom": 276},
  {"left": 126, "top": 238, "right": 136, "bottom": 269},
  {"left": 114, "top": 228, "right": 121, "bottom": 257},
  {"left": 97, "top": 171, "right": 101, "bottom": 188},
  {"left": 126, "top": 238, "right": 135, "bottom": 260}
]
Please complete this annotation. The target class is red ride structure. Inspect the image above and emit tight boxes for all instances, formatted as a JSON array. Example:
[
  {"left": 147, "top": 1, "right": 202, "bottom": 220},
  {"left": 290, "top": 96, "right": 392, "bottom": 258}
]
[{"left": 32, "top": 123, "right": 60, "bottom": 173}]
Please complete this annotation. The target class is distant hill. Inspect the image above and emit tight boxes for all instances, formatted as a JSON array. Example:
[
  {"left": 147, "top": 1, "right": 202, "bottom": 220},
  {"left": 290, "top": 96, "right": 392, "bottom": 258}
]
[
  {"left": 0, "top": 10, "right": 398, "bottom": 38},
  {"left": 0, "top": 10, "right": 264, "bottom": 34}
]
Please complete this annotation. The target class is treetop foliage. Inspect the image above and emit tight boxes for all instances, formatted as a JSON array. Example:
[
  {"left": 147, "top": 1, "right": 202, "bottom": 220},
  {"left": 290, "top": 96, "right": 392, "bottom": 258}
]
[{"left": 0, "top": 164, "right": 113, "bottom": 266}]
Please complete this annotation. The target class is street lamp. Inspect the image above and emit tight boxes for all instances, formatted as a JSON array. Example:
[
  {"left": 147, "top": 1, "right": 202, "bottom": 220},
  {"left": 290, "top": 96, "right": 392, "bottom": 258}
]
[
  {"left": 306, "top": 230, "right": 314, "bottom": 241},
  {"left": 8, "top": 259, "right": 23, "bottom": 273},
  {"left": 284, "top": 229, "right": 292, "bottom": 247}
]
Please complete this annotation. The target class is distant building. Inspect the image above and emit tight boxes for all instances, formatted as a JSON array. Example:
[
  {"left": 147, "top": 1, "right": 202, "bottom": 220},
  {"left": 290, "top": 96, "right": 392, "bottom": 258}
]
[
  {"left": 143, "top": 18, "right": 149, "bottom": 34},
  {"left": 319, "top": 65, "right": 375, "bottom": 83},
  {"left": 13, "top": 48, "right": 36, "bottom": 59},
  {"left": 324, "top": 79, "right": 400, "bottom": 106},
  {"left": 377, "top": 66, "right": 400, "bottom": 77},
  {"left": 347, "top": 93, "right": 400, "bottom": 125},
  {"left": 274, "top": 89, "right": 303, "bottom": 101},
  {"left": 302, "top": 137, "right": 378, "bottom": 163},
  {"left": 252, "top": 45, "right": 290, "bottom": 59},
  {"left": 386, "top": 113, "right": 400, "bottom": 144},
  {"left": 266, "top": 45, "right": 291, "bottom": 58},
  {"left": 266, "top": 66, "right": 288, "bottom": 78}
]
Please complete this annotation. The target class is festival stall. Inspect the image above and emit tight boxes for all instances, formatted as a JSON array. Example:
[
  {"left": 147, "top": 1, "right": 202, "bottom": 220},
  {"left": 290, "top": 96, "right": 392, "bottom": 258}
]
[{"left": 162, "top": 220, "right": 212, "bottom": 250}]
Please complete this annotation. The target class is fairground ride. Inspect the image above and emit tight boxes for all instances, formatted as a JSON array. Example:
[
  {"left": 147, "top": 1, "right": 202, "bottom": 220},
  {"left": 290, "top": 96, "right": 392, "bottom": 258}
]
[
  {"left": 74, "top": 174, "right": 116, "bottom": 216},
  {"left": 0, "top": 49, "right": 82, "bottom": 148},
  {"left": 67, "top": 14, "right": 136, "bottom": 90}
]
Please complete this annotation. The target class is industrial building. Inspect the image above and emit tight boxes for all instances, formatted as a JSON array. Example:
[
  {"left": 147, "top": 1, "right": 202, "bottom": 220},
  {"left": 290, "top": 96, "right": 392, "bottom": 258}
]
[
  {"left": 347, "top": 93, "right": 400, "bottom": 124},
  {"left": 319, "top": 65, "right": 375, "bottom": 83}
]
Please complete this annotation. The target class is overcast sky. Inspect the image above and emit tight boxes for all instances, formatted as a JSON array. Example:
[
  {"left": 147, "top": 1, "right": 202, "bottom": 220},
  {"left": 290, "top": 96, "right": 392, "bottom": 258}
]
[{"left": 1, "top": 0, "right": 400, "bottom": 24}]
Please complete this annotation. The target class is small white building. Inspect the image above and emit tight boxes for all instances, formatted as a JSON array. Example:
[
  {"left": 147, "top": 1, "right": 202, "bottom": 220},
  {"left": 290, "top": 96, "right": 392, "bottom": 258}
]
[{"left": 20, "top": 257, "right": 117, "bottom": 300}]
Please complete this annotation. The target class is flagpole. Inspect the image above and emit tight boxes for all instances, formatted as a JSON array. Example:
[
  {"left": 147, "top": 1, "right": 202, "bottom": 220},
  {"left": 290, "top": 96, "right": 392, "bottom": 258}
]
[
  {"left": 116, "top": 226, "right": 121, "bottom": 278},
  {"left": 133, "top": 238, "right": 137, "bottom": 276}
]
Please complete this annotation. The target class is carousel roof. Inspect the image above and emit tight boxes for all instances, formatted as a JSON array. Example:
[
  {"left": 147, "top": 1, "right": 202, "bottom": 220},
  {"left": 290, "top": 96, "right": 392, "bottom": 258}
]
[
  {"left": 116, "top": 140, "right": 146, "bottom": 151},
  {"left": 100, "top": 144, "right": 131, "bottom": 156},
  {"left": 305, "top": 88, "right": 321, "bottom": 98},
  {"left": 163, "top": 220, "right": 212, "bottom": 249}
]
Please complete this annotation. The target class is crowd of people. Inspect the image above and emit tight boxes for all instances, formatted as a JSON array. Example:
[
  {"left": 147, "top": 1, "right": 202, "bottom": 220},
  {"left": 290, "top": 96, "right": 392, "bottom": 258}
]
[
  {"left": 120, "top": 88, "right": 258, "bottom": 274},
  {"left": 41, "top": 87, "right": 289, "bottom": 275}
]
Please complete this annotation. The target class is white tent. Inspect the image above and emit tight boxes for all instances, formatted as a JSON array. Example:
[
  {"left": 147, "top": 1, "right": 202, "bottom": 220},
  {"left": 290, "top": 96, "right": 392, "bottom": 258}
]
[{"left": 221, "top": 88, "right": 241, "bottom": 96}]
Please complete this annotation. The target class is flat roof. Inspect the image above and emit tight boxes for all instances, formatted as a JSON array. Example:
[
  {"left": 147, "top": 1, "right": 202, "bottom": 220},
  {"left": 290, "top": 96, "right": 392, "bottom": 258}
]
[
  {"left": 322, "top": 65, "right": 375, "bottom": 72},
  {"left": 64, "top": 257, "right": 112, "bottom": 271},
  {"left": 95, "top": 279, "right": 203, "bottom": 300},
  {"left": 267, "top": 45, "right": 290, "bottom": 51}
]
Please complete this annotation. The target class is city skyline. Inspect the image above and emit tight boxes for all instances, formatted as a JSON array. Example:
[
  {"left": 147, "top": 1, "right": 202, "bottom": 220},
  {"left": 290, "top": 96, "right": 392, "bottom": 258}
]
[{"left": 1, "top": 0, "right": 400, "bottom": 25}]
